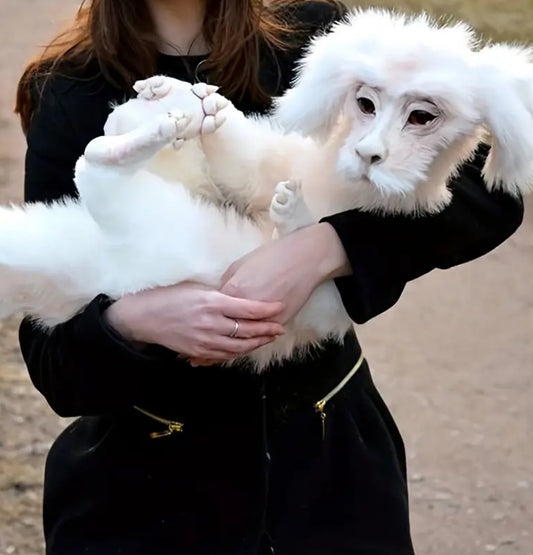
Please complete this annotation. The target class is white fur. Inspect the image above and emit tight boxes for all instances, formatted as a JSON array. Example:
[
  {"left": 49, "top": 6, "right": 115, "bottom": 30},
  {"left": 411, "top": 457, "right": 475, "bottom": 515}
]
[{"left": 0, "top": 9, "right": 532, "bottom": 371}]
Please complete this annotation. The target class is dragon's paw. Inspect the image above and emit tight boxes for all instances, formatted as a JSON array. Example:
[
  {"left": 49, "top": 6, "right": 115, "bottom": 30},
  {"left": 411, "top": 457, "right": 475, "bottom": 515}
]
[
  {"left": 191, "top": 83, "right": 229, "bottom": 134},
  {"left": 133, "top": 76, "right": 186, "bottom": 100},
  {"left": 132, "top": 76, "right": 229, "bottom": 138},
  {"left": 270, "top": 180, "right": 313, "bottom": 234},
  {"left": 157, "top": 110, "right": 191, "bottom": 146},
  {"left": 84, "top": 110, "right": 192, "bottom": 166}
]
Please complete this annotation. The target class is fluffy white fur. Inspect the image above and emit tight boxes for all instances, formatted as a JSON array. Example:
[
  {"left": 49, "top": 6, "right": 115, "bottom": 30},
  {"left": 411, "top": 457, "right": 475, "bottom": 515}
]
[{"left": 1, "top": 8, "right": 532, "bottom": 370}]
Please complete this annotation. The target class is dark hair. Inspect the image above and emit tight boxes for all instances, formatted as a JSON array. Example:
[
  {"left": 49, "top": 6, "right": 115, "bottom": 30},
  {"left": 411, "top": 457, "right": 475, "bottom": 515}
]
[{"left": 15, "top": 0, "right": 339, "bottom": 133}]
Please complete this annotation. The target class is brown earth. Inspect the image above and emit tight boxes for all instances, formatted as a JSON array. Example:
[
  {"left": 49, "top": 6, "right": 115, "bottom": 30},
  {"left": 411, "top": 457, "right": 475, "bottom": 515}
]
[{"left": 0, "top": 1, "right": 531, "bottom": 554}]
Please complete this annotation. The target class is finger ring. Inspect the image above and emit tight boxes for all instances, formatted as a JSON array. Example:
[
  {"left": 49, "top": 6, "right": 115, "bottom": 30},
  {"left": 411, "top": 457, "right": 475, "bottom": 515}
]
[{"left": 229, "top": 319, "right": 239, "bottom": 338}]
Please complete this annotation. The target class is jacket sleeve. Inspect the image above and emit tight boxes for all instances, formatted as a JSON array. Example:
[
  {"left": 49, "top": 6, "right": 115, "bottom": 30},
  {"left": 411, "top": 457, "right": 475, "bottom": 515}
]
[
  {"left": 321, "top": 145, "right": 524, "bottom": 323},
  {"left": 19, "top": 78, "right": 177, "bottom": 418}
]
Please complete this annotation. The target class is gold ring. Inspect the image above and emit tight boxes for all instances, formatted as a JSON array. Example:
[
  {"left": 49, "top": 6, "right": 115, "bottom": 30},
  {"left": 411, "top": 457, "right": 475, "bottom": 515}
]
[{"left": 229, "top": 319, "right": 239, "bottom": 338}]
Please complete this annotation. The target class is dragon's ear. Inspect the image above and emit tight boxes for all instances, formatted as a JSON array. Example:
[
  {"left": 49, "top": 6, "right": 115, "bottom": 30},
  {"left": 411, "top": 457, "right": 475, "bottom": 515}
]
[
  {"left": 274, "top": 14, "right": 376, "bottom": 139},
  {"left": 274, "top": 52, "right": 358, "bottom": 139},
  {"left": 476, "top": 45, "right": 533, "bottom": 196}
]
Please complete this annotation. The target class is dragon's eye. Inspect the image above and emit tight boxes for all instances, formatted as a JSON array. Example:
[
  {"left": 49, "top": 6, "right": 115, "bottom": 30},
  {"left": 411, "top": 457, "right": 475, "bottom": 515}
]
[
  {"left": 357, "top": 97, "right": 376, "bottom": 115},
  {"left": 408, "top": 110, "right": 437, "bottom": 126}
]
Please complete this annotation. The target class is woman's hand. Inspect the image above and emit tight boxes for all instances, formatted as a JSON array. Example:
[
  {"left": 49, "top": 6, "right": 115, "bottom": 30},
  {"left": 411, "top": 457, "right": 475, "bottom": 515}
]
[
  {"left": 104, "top": 282, "right": 285, "bottom": 361},
  {"left": 220, "top": 223, "right": 352, "bottom": 323}
]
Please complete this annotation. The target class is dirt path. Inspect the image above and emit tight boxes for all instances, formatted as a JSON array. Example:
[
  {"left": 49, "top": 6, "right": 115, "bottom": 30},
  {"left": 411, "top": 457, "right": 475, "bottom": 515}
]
[{"left": 0, "top": 1, "right": 531, "bottom": 554}]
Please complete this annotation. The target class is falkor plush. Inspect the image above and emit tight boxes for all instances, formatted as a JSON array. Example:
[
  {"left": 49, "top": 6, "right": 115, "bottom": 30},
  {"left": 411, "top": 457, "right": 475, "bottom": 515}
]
[{"left": 1, "top": 9, "right": 532, "bottom": 370}]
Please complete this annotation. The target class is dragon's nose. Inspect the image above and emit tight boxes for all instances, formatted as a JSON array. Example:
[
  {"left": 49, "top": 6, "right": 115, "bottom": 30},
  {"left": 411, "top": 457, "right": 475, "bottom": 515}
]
[{"left": 355, "top": 149, "right": 386, "bottom": 165}]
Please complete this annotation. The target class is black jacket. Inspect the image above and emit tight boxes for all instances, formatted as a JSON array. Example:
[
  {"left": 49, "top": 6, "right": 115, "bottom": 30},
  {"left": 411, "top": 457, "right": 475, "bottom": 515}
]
[{"left": 19, "top": 2, "right": 523, "bottom": 554}]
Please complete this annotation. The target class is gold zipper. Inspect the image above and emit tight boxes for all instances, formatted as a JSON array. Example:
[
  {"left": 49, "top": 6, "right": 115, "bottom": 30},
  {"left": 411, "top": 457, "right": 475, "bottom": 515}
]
[
  {"left": 314, "top": 352, "right": 365, "bottom": 440},
  {"left": 132, "top": 353, "right": 364, "bottom": 441},
  {"left": 133, "top": 405, "right": 184, "bottom": 439}
]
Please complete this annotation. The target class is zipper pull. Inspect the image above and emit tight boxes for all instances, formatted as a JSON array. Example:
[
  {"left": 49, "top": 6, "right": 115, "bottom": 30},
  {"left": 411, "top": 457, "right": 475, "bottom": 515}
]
[
  {"left": 149, "top": 421, "right": 184, "bottom": 439},
  {"left": 315, "top": 400, "right": 327, "bottom": 441}
]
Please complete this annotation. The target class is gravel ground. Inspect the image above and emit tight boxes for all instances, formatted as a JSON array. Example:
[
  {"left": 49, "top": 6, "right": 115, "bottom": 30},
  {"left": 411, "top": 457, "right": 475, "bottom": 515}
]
[{"left": 0, "top": 1, "right": 531, "bottom": 554}]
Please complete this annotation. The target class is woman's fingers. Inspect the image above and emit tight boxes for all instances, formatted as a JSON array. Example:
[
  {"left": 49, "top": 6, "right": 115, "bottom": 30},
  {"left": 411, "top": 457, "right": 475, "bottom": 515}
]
[
  {"left": 188, "top": 358, "right": 221, "bottom": 367},
  {"left": 185, "top": 320, "right": 284, "bottom": 362},
  {"left": 189, "top": 336, "right": 277, "bottom": 361},
  {"left": 211, "top": 336, "right": 278, "bottom": 357},
  {"left": 219, "top": 295, "right": 284, "bottom": 321},
  {"left": 223, "top": 318, "right": 285, "bottom": 339}
]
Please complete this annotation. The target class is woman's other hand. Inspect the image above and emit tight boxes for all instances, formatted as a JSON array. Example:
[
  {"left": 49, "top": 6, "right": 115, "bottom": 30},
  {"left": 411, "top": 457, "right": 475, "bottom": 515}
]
[
  {"left": 221, "top": 223, "right": 352, "bottom": 323},
  {"left": 104, "top": 282, "right": 285, "bottom": 361}
]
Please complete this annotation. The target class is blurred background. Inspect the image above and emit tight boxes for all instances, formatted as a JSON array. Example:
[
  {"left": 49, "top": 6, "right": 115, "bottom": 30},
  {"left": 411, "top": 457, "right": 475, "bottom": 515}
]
[{"left": 0, "top": 0, "right": 531, "bottom": 554}]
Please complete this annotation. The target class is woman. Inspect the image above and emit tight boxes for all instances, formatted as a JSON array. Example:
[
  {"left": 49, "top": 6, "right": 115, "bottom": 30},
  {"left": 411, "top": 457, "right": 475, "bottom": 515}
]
[{"left": 15, "top": 1, "right": 523, "bottom": 554}]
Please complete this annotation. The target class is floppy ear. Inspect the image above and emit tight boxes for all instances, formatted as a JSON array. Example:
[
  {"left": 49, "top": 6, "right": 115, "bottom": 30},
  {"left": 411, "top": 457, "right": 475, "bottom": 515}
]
[
  {"left": 475, "top": 44, "right": 533, "bottom": 196},
  {"left": 274, "top": 17, "right": 375, "bottom": 138},
  {"left": 274, "top": 54, "right": 356, "bottom": 138}
]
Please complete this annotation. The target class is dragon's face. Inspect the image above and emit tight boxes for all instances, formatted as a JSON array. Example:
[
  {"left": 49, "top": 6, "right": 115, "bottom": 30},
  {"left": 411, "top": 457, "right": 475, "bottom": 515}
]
[{"left": 335, "top": 79, "right": 481, "bottom": 199}]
